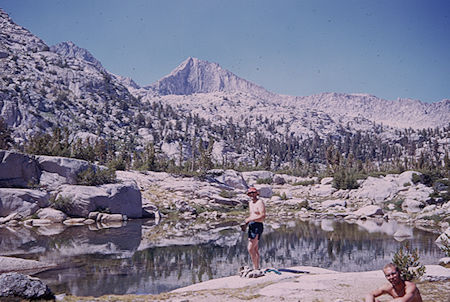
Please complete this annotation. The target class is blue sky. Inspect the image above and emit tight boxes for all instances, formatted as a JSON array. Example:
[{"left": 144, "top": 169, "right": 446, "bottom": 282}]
[{"left": 1, "top": 0, "right": 450, "bottom": 103}]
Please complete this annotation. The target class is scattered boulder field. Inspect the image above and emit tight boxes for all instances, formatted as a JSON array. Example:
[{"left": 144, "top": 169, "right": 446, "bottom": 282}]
[
  {"left": 1, "top": 149, "right": 449, "bottom": 301},
  {"left": 0, "top": 149, "right": 449, "bottom": 249}
]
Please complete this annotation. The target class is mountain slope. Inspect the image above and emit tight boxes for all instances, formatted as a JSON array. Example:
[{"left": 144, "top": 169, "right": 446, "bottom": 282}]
[
  {"left": 0, "top": 8, "right": 448, "bottom": 170},
  {"left": 136, "top": 57, "right": 449, "bottom": 130},
  {"left": 0, "top": 9, "right": 139, "bottom": 142},
  {"left": 50, "top": 41, "right": 105, "bottom": 72}
]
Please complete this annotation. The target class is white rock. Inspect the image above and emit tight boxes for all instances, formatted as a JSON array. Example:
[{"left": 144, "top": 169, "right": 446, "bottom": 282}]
[
  {"left": 322, "top": 199, "right": 347, "bottom": 208},
  {"left": 311, "top": 184, "right": 337, "bottom": 197},
  {"left": 350, "top": 176, "right": 398, "bottom": 204},
  {"left": 63, "top": 218, "right": 86, "bottom": 225},
  {"left": 56, "top": 180, "right": 142, "bottom": 218},
  {"left": 0, "top": 150, "right": 41, "bottom": 188},
  {"left": 435, "top": 227, "right": 450, "bottom": 246},
  {"left": 254, "top": 185, "right": 273, "bottom": 198},
  {"left": 0, "top": 188, "right": 49, "bottom": 217},
  {"left": 36, "top": 155, "right": 91, "bottom": 185},
  {"left": 320, "top": 177, "right": 333, "bottom": 185},
  {"left": 0, "top": 212, "right": 20, "bottom": 224},
  {"left": 36, "top": 208, "right": 67, "bottom": 223},
  {"left": 208, "top": 169, "right": 248, "bottom": 190},
  {"left": 401, "top": 199, "right": 425, "bottom": 213},
  {"left": 353, "top": 205, "right": 384, "bottom": 217}
]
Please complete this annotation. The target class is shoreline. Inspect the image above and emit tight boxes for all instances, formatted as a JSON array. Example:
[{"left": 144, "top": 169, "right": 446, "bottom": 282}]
[
  {"left": 1, "top": 256, "right": 449, "bottom": 301},
  {"left": 53, "top": 264, "right": 450, "bottom": 301}
]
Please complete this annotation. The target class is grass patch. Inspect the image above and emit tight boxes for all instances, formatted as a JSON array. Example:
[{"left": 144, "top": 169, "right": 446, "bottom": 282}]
[
  {"left": 49, "top": 195, "right": 73, "bottom": 213},
  {"left": 256, "top": 177, "right": 273, "bottom": 184},
  {"left": 218, "top": 189, "right": 237, "bottom": 199},
  {"left": 385, "top": 198, "right": 404, "bottom": 212},
  {"left": 292, "top": 179, "right": 315, "bottom": 186}
]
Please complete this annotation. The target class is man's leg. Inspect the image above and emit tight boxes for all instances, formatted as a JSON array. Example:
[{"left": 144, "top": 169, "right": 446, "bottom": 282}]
[{"left": 248, "top": 237, "right": 260, "bottom": 269}]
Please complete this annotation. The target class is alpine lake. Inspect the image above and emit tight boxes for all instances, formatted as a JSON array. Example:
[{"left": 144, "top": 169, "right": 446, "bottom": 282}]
[{"left": 0, "top": 217, "right": 445, "bottom": 297}]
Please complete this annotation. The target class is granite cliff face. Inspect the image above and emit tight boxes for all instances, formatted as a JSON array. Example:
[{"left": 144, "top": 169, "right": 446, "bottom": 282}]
[{"left": 0, "top": 9, "right": 138, "bottom": 143}]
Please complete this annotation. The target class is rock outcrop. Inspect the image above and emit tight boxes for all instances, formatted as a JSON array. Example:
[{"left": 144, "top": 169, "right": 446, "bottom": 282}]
[
  {"left": 0, "top": 151, "right": 143, "bottom": 222},
  {"left": 37, "top": 155, "right": 91, "bottom": 185},
  {"left": 0, "top": 188, "right": 49, "bottom": 217},
  {"left": 0, "top": 150, "right": 41, "bottom": 188},
  {"left": 0, "top": 272, "right": 54, "bottom": 300},
  {"left": 56, "top": 180, "right": 142, "bottom": 218}
]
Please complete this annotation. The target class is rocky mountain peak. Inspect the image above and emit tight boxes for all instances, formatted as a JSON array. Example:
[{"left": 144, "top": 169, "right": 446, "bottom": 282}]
[
  {"left": 148, "top": 57, "right": 273, "bottom": 97},
  {"left": 50, "top": 41, "right": 104, "bottom": 71},
  {"left": 0, "top": 8, "right": 48, "bottom": 53}
]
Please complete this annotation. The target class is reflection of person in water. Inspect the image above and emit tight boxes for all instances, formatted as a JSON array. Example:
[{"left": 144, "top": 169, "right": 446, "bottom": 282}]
[
  {"left": 365, "top": 263, "right": 423, "bottom": 302},
  {"left": 244, "top": 187, "right": 266, "bottom": 270}
]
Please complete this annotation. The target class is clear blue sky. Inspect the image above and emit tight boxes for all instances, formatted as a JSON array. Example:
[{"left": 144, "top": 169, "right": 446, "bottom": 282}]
[{"left": 1, "top": 0, "right": 450, "bottom": 103}]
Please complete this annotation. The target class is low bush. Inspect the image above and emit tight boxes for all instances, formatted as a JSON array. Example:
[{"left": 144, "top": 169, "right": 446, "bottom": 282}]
[
  {"left": 219, "top": 190, "right": 236, "bottom": 199},
  {"left": 292, "top": 180, "right": 315, "bottom": 186},
  {"left": 50, "top": 195, "right": 73, "bottom": 213},
  {"left": 332, "top": 168, "right": 360, "bottom": 190},
  {"left": 392, "top": 242, "right": 426, "bottom": 281},
  {"left": 256, "top": 177, "right": 273, "bottom": 184},
  {"left": 76, "top": 165, "right": 117, "bottom": 186},
  {"left": 438, "top": 235, "right": 450, "bottom": 257}
]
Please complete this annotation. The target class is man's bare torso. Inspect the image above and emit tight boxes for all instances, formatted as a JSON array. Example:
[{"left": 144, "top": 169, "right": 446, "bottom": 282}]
[
  {"left": 385, "top": 281, "right": 423, "bottom": 302},
  {"left": 249, "top": 199, "right": 265, "bottom": 222}
]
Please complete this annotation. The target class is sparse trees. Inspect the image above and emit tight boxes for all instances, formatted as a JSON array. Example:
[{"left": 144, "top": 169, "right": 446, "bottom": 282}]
[{"left": 0, "top": 117, "right": 13, "bottom": 149}]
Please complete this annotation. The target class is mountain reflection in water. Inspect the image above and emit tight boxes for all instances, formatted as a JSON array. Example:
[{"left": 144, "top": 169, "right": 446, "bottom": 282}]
[{"left": 0, "top": 219, "right": 444, "bottom": 296}]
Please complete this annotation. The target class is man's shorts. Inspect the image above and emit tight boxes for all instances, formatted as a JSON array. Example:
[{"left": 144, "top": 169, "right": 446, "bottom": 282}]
[{"left": 248, "top": 222, "right": 264, "bottom": 240}]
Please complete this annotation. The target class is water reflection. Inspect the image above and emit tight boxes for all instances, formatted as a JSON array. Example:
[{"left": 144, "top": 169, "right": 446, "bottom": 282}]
[{"left": 0, "top": 219, "right": 444, "bottom": 296}]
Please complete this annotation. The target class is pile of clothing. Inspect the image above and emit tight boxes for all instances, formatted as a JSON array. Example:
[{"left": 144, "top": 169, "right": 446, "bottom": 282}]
[{"left": 238, "top": 266, "right": 265, "bottom": 278}]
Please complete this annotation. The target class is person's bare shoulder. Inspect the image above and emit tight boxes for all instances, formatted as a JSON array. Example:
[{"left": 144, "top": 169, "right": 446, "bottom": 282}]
[
  {"left": 379, "top": 282, "right": 394, "bottom": 294},
  {"left": 404, "top": 281, "right": 417, "bottom": 288}
]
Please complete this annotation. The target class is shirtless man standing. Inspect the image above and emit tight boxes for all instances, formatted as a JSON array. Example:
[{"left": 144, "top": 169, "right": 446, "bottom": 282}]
[
  {"left": 244, "top": 187, "right": 266, "bottom": 270},
  {"left": 365, "top": 263, "right": 423, "bottom": 302}
]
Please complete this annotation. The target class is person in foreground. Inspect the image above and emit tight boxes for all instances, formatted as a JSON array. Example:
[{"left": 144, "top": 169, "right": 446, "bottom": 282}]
[
  {"left": 365, "top": 263, "right": 423, "bottom": 302},
  {"left": 244, "top": 187, "right": 266, "bottom": 270}
]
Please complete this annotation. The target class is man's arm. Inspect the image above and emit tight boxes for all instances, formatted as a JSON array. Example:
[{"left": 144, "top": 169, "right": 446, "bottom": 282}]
[{"left": 365, "top": 284, "right": 389, "bottom": 302}]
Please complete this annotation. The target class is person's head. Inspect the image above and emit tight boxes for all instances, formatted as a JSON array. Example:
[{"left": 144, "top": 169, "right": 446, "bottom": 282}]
[
  {"left": 383, "top": 263, "right": 402, "bottom": 285},
  {"left": 247, "top": 187, "right": 259, "bottom": 199}
]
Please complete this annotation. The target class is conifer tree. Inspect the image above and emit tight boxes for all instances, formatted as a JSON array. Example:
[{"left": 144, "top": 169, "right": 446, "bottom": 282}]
[{"left": 0, "top": 117, "right": 13, "bottom": 150}]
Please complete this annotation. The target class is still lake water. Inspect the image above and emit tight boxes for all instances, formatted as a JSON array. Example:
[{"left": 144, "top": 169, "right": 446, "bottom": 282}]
[{"left": 0, "top": 218, "right": 444, "bottom": 296}]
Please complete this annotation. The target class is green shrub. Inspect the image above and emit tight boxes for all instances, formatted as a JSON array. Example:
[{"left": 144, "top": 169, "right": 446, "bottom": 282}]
[
  {"left": 403, "top": 182, "right": 411, "bottom": 187},
  {"left": 50, "top": 195, "right": 73, "bottom": 213},
  {"left": 76, "top": 165, "right": 117, "bottom": 186},
  {"left": 332, "top": 168, "right": 360, "bottom": 190},
  {"left": 256, "top": 177, "right": 273, "bottom": 184},
  {"left": 293, "top": 180, "right": 315, "bottom": 186},
  {"left": 392, "top": 242, "right": 426, "bottom": 281},
  {"left": 107, "top": 157, "right": 127, "bottom": 171},
  {"left": 412, "top": 173, "right": 422, "bottom": 185},
  {"left": 219, "top": 189, "right": 236, "bottom": 199},
  {"left": 438, "top": 235, "right": 450, "bottom": 257}
]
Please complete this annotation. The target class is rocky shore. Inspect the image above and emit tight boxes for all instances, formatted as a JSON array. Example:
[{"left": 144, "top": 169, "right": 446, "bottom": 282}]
[{"left": 1, "top": 150, "right": 450, "bottom": 301}]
